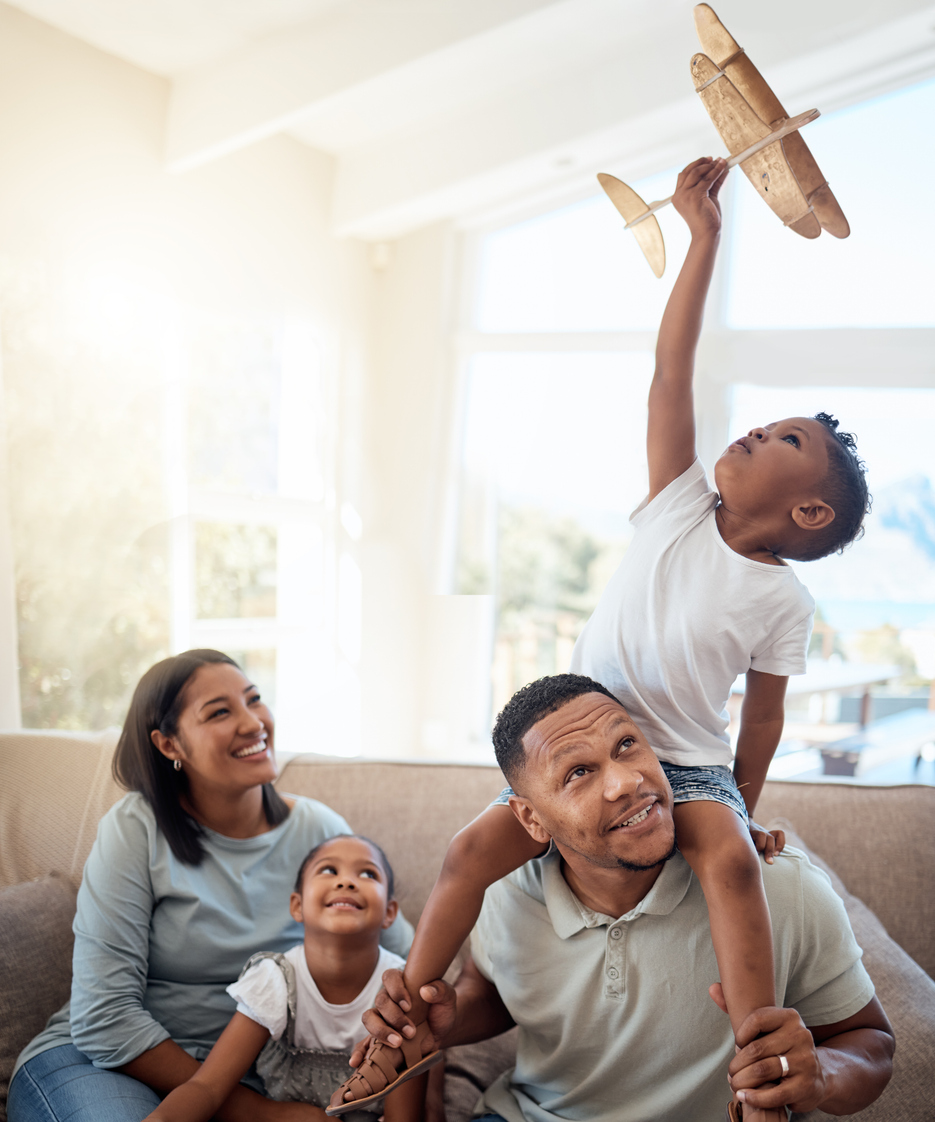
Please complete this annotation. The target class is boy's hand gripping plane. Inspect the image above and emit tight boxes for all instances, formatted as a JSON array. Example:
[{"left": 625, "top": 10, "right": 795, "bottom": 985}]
[{"left": 599, "top": 3, "right": 849, "bottom": 277}]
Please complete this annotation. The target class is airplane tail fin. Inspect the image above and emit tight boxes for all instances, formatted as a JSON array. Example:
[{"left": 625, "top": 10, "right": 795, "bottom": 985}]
[{"left": 597, "top": 173, "right": 666, "bottom": 278}]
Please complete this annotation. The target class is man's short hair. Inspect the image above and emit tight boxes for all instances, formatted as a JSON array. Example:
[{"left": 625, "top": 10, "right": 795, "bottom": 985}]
[
  {"left": 794, "top": 412, "right": 870, "bottom": 562},
  {"left": 492, "top": 673, "right": 621, "bottom": 787}
]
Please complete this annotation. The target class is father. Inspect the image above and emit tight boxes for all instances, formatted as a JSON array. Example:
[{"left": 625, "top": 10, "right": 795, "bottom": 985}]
[{"left": 361, "top": 674, "right": 893, "bottom": 1122}]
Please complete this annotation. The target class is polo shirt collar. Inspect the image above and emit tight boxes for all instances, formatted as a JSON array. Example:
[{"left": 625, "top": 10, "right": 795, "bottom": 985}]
[{"left": 541, "top": 850, "right": 693, "bottom": 940}]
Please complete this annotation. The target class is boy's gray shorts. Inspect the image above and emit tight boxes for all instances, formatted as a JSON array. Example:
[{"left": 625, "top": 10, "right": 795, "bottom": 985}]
[{"left": 661, "top": 761, "right": 748, "bottom": 822}]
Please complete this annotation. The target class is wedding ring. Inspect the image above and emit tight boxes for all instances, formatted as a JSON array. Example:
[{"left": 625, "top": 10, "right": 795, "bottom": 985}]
[{"left": 778, "top": 1053, "right": 790, "bottom": 1078}]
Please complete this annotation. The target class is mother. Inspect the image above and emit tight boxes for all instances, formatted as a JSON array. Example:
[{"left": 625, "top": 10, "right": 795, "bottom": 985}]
[{"left": 8, "top": 649, "right": 412, "bottom": 1122}]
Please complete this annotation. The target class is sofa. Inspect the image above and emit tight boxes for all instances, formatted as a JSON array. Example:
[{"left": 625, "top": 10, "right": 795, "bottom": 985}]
[{"left": 1, "top": 729, "right": 934, "bottom": 1121}]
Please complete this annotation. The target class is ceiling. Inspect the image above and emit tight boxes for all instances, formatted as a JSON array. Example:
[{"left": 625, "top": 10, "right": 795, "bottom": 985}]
[{"left": 8, "top": 0, "right": 935, "bottom": 238}]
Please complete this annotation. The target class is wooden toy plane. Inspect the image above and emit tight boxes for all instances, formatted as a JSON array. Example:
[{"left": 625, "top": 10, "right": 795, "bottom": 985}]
[{"left": 599, "top": 4, "right": 849, "bottom": 277}]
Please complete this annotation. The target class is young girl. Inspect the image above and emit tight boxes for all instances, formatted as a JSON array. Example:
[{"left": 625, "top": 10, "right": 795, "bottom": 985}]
[{"left": 145, "top": 835, "right": 430, "bottom": 1122}]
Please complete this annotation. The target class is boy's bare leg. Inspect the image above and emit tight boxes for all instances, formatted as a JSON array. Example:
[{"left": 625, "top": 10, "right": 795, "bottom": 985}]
[
  {"left": 674, "top": 800, "right": 781, "bottom": 1122},
  {"left": 674, "top": 801, "right": 775, "bottom": 1033},
  {"left": 332, "top": 804, "right": 545, "bottom": 1108},
  {"left": 402, "top": 803, "right": 545, "bottom": 1023}
]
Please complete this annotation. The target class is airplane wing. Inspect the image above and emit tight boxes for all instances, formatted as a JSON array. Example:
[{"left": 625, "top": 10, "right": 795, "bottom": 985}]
[
  {"left": 692, "top": 3, "right": 849, "bottom": 239},
  {"left": 691, "top": 53, "right": 820, "bottom": 237},
  {"left": 596, "top": 173, "right": 666, "bottom": 278}
]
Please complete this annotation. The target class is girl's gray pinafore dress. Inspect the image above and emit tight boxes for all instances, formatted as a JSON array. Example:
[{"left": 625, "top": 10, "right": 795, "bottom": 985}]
[{"left": 240, "top": 952, "right": 380, "bottom": 1122}]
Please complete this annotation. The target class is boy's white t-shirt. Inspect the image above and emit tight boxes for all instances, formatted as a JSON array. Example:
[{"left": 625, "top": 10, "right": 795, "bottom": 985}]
[
  {"left": 570, "top": 459, "right": 815, "bottom": 767},
  {"left": 227, "top": 943, "right": 406, "bottom": 1051}
]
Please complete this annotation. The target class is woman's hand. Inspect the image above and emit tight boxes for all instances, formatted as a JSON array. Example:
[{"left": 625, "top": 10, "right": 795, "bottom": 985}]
[
  {"left": 672, "top": 156, "right": 728, "bottom": 240},
  {"left": 261, "top": 1103, "right": 329, "bottom": 1121}
]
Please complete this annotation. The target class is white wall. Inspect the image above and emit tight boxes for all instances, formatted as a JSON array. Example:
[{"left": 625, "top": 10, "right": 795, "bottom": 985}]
[
  {"left": 0, "top": 2, "right": 481, "bottom": 755},
  {"left": 0, "top": 2, "right": 381, "bottom": 745},
  {"left": 357, "top": 224, "right": 470, "bottom": 757}
]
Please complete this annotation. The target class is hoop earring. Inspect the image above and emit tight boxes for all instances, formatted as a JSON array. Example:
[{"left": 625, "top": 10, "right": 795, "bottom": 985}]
[{"left": 173, "top": 759, "right": 182, "bottom": 772}]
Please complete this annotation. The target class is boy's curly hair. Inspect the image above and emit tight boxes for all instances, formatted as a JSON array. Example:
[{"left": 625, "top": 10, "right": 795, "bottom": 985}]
[{"left": 795, "top": 412, "right": 871, "bottom": 562}]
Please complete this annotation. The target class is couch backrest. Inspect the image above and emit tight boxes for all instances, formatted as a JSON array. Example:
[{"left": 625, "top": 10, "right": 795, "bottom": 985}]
[
  {"left": 275, "top": 755, "right": 506, "bottom": 924},
  {"left": 0, "top": 729, "right": 123, "bottom": 890},
  {"left": 2, "top": 731, "right": 933, "bottom": 977}
]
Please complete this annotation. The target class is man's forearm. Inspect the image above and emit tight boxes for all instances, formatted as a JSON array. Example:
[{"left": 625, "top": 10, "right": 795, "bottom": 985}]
[
  {"left": 815, "top": 1028, "right": 894, "bottom": 1115},
  {"left": 441, "top": 966, "right": 515, "bottom": 1048}
]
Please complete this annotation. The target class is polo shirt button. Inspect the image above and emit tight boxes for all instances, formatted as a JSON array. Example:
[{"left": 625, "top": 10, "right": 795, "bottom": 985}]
[
  {"left": 607, "top": 966, "right": 619, "bottom": 979},
  {"left": 610, "top": 928, "right": 622, "bottom": 939}
]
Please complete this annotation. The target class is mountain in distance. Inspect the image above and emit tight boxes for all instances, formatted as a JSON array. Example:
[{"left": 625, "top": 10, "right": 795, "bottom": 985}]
[
  {"left": 799, "top": 472, "right": 935, "bottom": 610},
  {"left": 876, "top": 474, "right": 935, "bottom": 562}
]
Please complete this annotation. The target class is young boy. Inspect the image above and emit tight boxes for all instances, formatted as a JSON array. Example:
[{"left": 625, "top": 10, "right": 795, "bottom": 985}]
[{"left": 328, "top": 157, "right": 870, "bottom": 1122}]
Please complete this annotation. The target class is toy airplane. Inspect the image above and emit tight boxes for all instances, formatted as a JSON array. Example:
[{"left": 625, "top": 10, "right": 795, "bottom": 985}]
[{"left": 599, "top": 4, "right": 849, "bottom": 277}]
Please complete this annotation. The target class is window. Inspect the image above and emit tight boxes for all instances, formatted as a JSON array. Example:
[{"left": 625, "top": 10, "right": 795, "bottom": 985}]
[
  {"left": 475, "top": 168, "right": 689, "bottom": 333},
  {"left": 730, "top": 385, "right": 935, "bottom": 681},
  {"left": 727, "top": 77, "right": 935, "bottom": 329},
  {"left": 456, "top": 352, "right": 652, "bottom": 719},
  {"left": 455, "top": 75, "right": 935, "bottom": 748},
  {"left": 2, "top": 259, "right": 352, "bottom": 750}
]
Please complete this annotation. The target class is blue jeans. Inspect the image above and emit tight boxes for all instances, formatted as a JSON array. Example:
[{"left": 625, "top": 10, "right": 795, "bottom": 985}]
[{"left": 8, "top": 1045, "right": 161, "bottom": 1122}]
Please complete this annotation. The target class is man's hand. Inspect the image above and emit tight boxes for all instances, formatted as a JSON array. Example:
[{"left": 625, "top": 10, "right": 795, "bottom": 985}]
[
  {"left": 349, "top": 970, "right": 457, "bottom": 1069},
  {"left": 349, "top": 959, "right": 514, "bottom": 1071},
  {"left": 748, "top": 822, "right": 785, "bottom": 865},
  {"left": 709, "top": 986, "right": 894, "bottom": 1116},
  {"left": 728, "top": 1003, "right": 827, "bottom": 1113},
  {"left": 671, "top": 156, "right": 727, "bottom": 241}
]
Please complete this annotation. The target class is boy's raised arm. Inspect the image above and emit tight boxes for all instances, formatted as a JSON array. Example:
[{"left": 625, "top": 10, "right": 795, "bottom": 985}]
[{"left": 647, "top": 157, "right": 727, "bottom": 502}]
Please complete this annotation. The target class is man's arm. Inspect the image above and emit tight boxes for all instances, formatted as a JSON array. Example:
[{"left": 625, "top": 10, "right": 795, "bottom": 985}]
[
  {"left": 646, "top": 156, "right": 727, "bottom": 502},
  {"left": 724, "top": 995, "right": 894, "bottom": 1116}
]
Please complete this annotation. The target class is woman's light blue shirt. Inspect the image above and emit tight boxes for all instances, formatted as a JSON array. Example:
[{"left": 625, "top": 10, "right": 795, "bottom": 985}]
[{"left": 15, "top": 791, "right": 413, "bottom": 1075}]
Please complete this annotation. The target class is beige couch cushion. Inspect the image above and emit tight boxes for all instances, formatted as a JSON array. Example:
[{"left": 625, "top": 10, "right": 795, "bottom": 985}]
[
  {"left": 276, "top": 756, "right": 506, "bottom": 924},
  {"left": 0, "top": 873, "right": 77, "bottom": 1120},
  {"left": 0, "top": 729, "right": 123, "bottom": 890},
  {"left": 768, "top": 822, "right": 935, "bottom": 1122},
  {"left": 757, "top": 782, "right": 935, "bottom": 977}
]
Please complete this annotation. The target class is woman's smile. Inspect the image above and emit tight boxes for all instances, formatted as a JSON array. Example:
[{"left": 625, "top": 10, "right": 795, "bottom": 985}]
[{"left": 232, "top": 736, "right": 269, "bottom": 760}]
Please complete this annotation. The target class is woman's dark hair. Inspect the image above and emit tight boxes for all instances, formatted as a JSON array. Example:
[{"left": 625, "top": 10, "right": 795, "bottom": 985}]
[
  {"left": 293, "top": 835, "right": 396, "bottom": 900},
  {"left": 112, "top": 649, "right": 289, "bottom": 865}
]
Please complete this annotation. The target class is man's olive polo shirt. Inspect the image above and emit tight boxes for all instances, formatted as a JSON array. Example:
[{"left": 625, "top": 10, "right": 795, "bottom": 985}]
[{"left": 471, "top": 846, "right": 873, "bottom": 1122}]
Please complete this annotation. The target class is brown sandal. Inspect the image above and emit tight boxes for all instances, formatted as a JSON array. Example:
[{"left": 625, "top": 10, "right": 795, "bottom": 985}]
[
  {"left": 326, "top": 1022, "right": 442, "bottom": 1115},
  {"left": 726, "top": 1102, "right": 788, "bottom": 1121}
]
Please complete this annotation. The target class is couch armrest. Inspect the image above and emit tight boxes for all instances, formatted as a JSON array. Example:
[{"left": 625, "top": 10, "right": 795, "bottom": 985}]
[{"left": 0, "top": 873, "right": 77, "bottom": 1119}]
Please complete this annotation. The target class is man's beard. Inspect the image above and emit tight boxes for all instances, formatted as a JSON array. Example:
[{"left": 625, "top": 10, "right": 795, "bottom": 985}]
[
  {"left": 613, "top": 836, "right": 678, "bottom": 872},
  {"left": 557, "top": 826, "right": 679, "bottom": 872}
]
